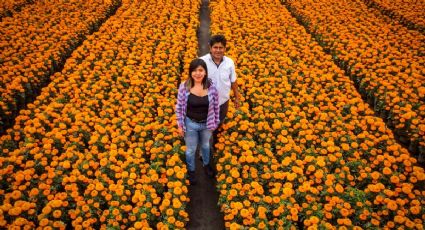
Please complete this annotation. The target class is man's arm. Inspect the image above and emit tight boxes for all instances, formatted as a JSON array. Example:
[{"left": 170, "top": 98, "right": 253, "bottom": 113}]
[{"left": 231, "top": 81, "right": 240, "bottom": 109}]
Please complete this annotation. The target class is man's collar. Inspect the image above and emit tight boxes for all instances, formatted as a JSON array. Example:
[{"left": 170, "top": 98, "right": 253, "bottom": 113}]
[{"left": 209, "top": 53, "right": 224, "bottom": 66}]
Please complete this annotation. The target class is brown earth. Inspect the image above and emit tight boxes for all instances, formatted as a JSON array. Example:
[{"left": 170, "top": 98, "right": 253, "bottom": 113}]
[{"left": 186, "top": 0, "right": 225, "bottom": 229}]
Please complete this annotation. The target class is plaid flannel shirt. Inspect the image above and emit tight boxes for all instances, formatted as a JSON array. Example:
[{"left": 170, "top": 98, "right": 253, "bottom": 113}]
[{"left": 176, "top": 81, "right": 220, "bottom": 132}]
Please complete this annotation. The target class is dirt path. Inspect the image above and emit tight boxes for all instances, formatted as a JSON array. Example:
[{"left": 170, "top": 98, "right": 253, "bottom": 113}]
[
  {"left": 197, "top": 0, "right": 211, "bottom": 56},
  {"left": 186, "top": 0, "right": 225, "bottom": 229}
]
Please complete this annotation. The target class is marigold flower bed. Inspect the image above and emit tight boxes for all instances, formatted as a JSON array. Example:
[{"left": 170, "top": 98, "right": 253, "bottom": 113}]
[
  {"left": 363, "top": 0, "right": 425, "bottom": 31},
  {"left": 210, "top": 0, "right": 424, "bottom": 228},
  {"left": 0, "top": 0, "right": 199, "bottom": 228},
  {"left": 0, "top": 0, "right": 33, "bottom": 19},
  {"left": 0, "top": 0, "right": 121, "bottom": 134},
  {"left": 284, "top": 0, "right": 425, "bottom": 160}
]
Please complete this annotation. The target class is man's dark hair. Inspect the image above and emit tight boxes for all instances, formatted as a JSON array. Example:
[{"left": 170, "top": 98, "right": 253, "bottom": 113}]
[{"left": 209, "top": 34, "right": 227, "bottom": 47}]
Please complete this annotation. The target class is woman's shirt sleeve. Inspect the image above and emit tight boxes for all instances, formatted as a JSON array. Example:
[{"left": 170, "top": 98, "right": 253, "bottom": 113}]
[
  {"left": 213, "top": 86, "right": 220, "bottom": 128},
  {"left": 176, "top": 83, "right": 186, "bottom": 131}
]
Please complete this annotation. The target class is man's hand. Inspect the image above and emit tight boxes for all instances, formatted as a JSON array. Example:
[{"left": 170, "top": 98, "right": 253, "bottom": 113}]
[
  {"left": 231, "top": 81, "right": 240, "bottom": 110},
  {"left": 178, "top": 126, "right": 185, "bottom": 137},
  {"left": 234, "top": 98, "right": 240, "bottom": 109}
]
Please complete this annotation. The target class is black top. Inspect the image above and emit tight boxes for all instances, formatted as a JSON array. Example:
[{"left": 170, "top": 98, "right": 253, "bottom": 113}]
[{"left": 187, "top": 93, "right": 209, "bottom": 122}]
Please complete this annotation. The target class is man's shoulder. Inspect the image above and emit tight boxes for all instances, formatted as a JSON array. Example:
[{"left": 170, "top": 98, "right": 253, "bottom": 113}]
[
  {"left": 223, "top": 56, "right": 235, "bottom": 66},
  {"left": 199, "top": 53, "right": 210, "bottom": 61}
]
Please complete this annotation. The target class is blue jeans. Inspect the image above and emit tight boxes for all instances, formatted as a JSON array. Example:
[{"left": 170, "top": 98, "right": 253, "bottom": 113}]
[{"left": 185, "top": 117, "right": 212, "bottom": 172}]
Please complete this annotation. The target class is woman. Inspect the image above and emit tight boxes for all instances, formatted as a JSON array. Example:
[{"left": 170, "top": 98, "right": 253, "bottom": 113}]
[{"left": 176, "top": 58, "right": 220, "bottom": 185}]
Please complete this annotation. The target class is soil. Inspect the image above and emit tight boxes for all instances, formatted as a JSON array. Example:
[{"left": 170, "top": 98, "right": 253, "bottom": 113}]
[
  {"left": 197, "top": 0, "right": 211, "bottom": 57},
  {"left": 186, "top": 1, "right": 225, "bottom": 229}
]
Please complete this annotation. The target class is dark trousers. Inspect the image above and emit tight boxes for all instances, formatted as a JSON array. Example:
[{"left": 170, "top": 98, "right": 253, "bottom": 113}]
[
  {"left": 210, "top": 101, "right": 229, "bottom": 163},
  {"left": 219, "top": 100, "right": 229, "bottom": 124},
  {"left": 214, "top": 100, "right": 229, "bottom": 143}
]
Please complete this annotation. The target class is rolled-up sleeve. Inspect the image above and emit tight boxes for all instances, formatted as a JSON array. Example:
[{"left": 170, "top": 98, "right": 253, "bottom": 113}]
[
  {"left": 230, "top": 60, "right": 237, "bottom": 83},
  {"left": 206, "top": 85, "right": 220, "bottom": 130},
  {"left": 176, "top": 84, "right": 186, "bottom": 131},
  {"left": 213, "top": 88, "right": 220, "bottom": 128}
]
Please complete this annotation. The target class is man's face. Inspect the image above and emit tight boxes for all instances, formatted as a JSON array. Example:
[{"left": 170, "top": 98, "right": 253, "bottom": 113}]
[{"left": 210, "top": 42, "right": 226, "bottom": 61}]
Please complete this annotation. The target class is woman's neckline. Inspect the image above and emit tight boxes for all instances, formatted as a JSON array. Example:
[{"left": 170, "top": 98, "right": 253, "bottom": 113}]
[{"left": 190, "top": 92, "right": 208, "bottom": 97}]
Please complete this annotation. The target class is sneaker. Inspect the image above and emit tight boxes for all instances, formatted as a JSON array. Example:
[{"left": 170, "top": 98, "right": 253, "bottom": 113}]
[
  {"left": 204, "top": 164, "right": 215, "bottom": 178},
  {"left": 188, "top": 171, "right": 197, "bottom": 185}
]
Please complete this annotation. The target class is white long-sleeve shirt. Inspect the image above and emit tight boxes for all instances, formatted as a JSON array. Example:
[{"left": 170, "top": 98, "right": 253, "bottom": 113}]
[{"left": 200, "top": 53, "right": 237, "bottom": 106}]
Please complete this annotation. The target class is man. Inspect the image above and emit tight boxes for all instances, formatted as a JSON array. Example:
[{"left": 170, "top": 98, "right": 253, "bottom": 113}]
[
  {"left": 200, "top": 34, "right": 240, "bottom": 122},
  {"left": 199, "top": 35, "right": 240, "bottom": 175}
]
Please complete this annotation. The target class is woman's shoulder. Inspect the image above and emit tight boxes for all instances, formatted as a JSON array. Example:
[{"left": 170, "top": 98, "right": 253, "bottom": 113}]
[
  {"left": 208, "top": 79, "right": 218, "bottom": 92},
  {"left": 179, "top": 81, "right": 187, "bottom": 90}
]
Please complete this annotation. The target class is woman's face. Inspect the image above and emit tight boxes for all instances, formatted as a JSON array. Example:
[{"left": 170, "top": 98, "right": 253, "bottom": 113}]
[{"left": 191, "top": 66, "right": 206, "bottom": 84}]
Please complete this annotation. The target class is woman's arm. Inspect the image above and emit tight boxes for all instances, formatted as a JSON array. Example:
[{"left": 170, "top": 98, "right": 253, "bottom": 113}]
[
  {"left": 175, "top": 83, "right": 186, "bottom": 136},
  {"left": 213, "top": 87, "right": 220, "bottom": 128}
]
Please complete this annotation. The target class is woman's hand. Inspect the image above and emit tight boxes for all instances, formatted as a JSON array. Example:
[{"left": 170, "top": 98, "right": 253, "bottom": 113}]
[{"left": 178, "top": 126, "right": 185, "bottom": 137}]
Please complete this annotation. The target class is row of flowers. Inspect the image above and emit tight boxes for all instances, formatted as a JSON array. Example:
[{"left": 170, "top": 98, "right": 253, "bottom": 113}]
[
  {"left": 0, "top": 0, "right": 121, "bottom": 134},
  {"left": 0, "top": 0, "right": 33, "bottom": 19},
  {"left": 0, "top": 0, "right": 200, "bottom": 228},
  {"left": 284, "top": 0, "right": 425, "bottom": 160},
  {"left": 210, "top": 0, "right": 424, "bottom": 228},
  {"left": 363, "top": 0, "right": 425, "bottom": 31}
]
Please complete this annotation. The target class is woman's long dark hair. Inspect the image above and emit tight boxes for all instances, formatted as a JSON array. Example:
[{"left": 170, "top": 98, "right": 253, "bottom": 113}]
[{"left": 185, "top": 58, "right": 210, "bottom": 89}]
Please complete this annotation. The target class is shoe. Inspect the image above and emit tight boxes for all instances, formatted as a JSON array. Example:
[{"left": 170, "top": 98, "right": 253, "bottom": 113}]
[
  {"left": 188, "top": 171, "right": 197, "bottom": 185},
  {"left": 204, "top": 164, "right": 215, "bottom": 178}
]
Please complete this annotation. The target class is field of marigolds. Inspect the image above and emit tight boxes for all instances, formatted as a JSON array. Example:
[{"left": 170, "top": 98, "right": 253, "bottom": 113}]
[{"left": 0, "top": 0, "right": 424, "bottom": 229}]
